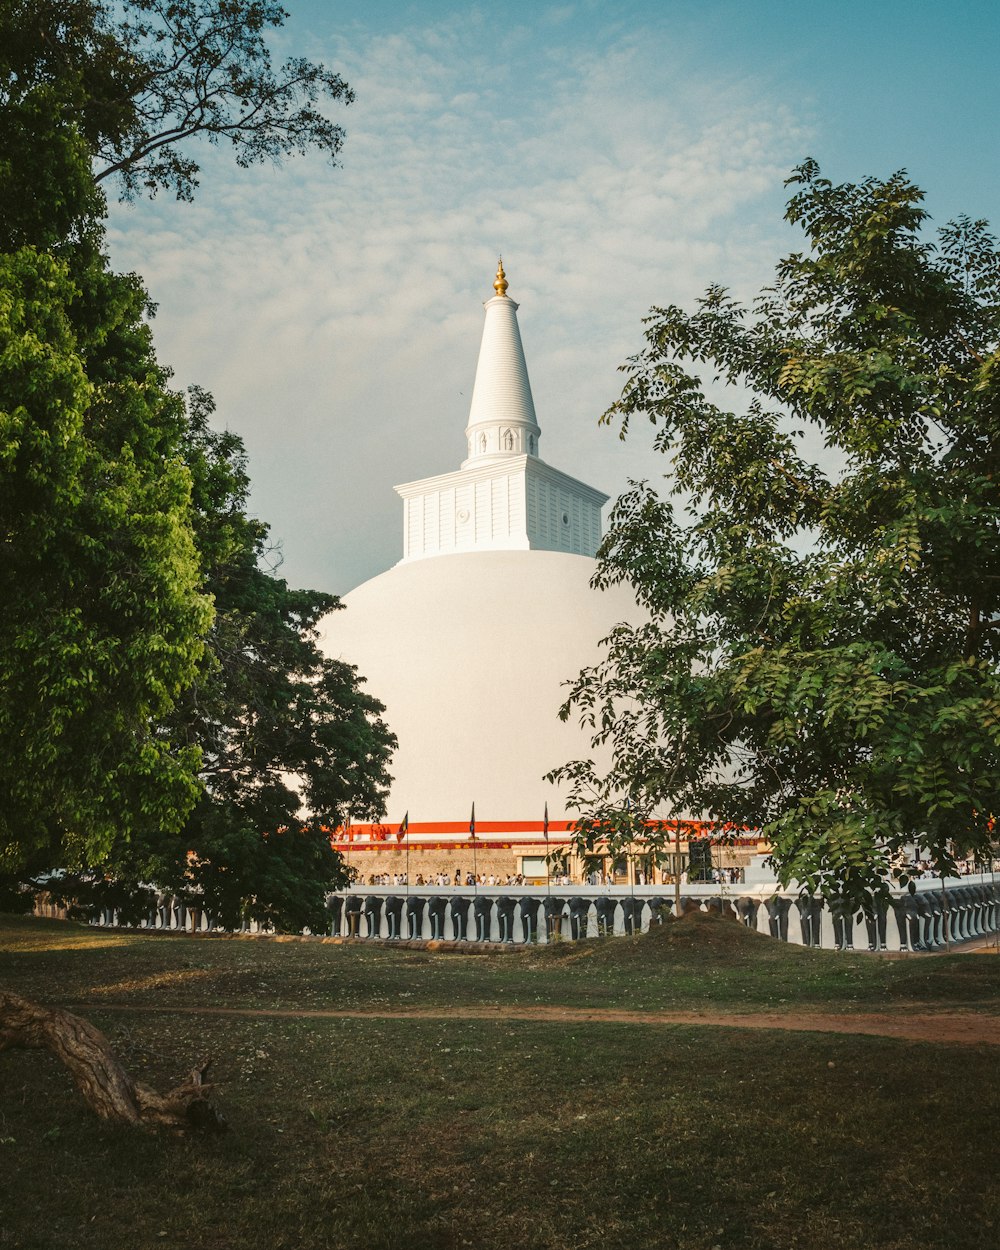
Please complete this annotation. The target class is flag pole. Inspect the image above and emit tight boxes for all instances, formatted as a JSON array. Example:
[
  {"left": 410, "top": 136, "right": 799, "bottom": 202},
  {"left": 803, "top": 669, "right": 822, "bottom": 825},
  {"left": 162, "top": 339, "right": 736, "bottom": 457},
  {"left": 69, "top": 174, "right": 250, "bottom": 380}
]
[
  {"left": 674, "top": 821, "right": 682, "bottom": 916},
  {"left": 544, "top": 802, "right": 551, "bottom": 901},
  {"left": 470, "top": 802, "right": 478, "bottom": 894},
  {"left": 626, "top": 796, "right": 635, "bottom": 915}
]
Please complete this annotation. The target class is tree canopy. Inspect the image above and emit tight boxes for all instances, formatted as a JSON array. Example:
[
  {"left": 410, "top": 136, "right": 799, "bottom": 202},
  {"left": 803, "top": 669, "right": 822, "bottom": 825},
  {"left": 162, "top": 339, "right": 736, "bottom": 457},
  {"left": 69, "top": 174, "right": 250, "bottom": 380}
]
[
  {"left": 0, "top": 178, "right": 211, "bottom": 874},
  {"left": 0, "top": 0, "right": 394, "bottom": 929},
  {"left": 2, "top": 0, "right": 353, "bottom": 203},
  {"left": 552, "top": 162, "right": 1000, "bottom": 901}
]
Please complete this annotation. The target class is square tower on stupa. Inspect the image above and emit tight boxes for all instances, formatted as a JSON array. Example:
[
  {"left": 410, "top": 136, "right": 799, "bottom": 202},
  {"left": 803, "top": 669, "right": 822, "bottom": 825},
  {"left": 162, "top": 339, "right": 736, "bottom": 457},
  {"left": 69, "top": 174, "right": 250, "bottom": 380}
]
[{"left": 394, "top": 260, "right": 608, "bottom": 562}]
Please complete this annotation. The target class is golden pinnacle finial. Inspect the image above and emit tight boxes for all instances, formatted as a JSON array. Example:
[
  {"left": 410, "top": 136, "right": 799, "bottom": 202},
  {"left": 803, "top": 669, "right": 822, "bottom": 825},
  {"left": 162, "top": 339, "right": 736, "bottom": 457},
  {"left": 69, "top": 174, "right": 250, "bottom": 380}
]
[{"left": 493, "top": 257, "right": 508, "bottom": 297}]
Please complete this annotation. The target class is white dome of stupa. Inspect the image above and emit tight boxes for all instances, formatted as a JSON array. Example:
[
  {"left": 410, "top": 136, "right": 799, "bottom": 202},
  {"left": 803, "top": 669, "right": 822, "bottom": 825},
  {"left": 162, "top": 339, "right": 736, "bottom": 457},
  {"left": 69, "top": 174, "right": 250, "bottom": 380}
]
[
  {"left": 319, "top": 262, "right": 642, "bottom": 853},
  {"left": 318, "top": 548, "right": 639, "bottom": 823}
]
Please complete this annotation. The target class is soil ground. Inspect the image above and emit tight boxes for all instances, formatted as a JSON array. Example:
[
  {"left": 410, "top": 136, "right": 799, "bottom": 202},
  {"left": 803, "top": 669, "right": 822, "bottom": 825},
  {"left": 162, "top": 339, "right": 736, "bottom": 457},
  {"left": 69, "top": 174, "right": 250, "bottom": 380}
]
[{"left": 70, "top": 997, "right": 1000, "bottom": 1045}]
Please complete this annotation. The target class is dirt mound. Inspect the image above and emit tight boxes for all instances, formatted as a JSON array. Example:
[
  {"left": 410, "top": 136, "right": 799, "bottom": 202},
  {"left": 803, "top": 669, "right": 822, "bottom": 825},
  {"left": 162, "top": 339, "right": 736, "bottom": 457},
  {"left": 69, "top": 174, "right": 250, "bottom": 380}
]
[
  {"left": 662, "top": 908, "right": 764, "bottom": 941},
  {"left": 527, "top": 907, "right": 775, "bottom": 966},
  {"left": 627, "top": 909, "right": 773, "bottom": 955}
]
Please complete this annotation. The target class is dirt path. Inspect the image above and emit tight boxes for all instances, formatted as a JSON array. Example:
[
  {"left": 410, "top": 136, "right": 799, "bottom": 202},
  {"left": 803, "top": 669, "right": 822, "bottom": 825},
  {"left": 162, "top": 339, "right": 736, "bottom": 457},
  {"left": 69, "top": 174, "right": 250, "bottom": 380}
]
[{"left": 72, "top": 1001, "right": 1000, "bottom": 1047}]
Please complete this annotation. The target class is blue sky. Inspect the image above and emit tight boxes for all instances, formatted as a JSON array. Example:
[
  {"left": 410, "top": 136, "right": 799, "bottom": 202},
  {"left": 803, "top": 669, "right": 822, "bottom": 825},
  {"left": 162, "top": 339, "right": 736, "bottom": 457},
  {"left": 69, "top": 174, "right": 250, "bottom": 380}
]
[{"left": 105, "top": 0, "right": 1000, "bottom": 595}]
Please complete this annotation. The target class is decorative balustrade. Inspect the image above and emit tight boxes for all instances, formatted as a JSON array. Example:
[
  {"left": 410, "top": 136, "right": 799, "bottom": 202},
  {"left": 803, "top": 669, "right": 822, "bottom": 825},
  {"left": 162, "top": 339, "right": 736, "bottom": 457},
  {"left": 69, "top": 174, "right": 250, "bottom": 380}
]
[
  {"left": 79, "top": 876, "right": 1000, "bottom": 952},
  {"left": 320, "top": 877, "right": 1000, "bottom": 951}
]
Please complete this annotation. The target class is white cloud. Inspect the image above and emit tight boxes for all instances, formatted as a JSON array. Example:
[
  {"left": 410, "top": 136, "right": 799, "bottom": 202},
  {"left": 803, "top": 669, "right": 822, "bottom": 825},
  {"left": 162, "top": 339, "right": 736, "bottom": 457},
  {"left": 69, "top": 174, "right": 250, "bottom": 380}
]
[{"left": 106, "top": 8, "right": 811, "bottom": 595}]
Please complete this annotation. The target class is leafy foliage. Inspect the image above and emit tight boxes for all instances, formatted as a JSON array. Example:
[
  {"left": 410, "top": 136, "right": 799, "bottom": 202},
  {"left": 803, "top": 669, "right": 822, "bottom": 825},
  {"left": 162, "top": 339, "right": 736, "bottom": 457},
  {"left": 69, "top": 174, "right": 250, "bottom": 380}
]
[
  {"left": 42, "top": 390, "right": 396, "bottom": 933},
  {"left": 0, "top": 0, "right": 393, "bottom": 929},
  {"left": 99, "top": 0, "right": 354, "bottom": 201},
  {"left": 552, "top": 163, "right": 1000, "bottom": 900},
  {"left": 139, "top": 392, "right": 394, "bottom": 932},
  {"left": 0, "top": 1, "right": 119, "bottom": 247},
  {"left": 0, "top": 245, "right": 211, "bottom": 875},
  {"left": 0, "top": 0, "right": 353, "bottom": 205}
]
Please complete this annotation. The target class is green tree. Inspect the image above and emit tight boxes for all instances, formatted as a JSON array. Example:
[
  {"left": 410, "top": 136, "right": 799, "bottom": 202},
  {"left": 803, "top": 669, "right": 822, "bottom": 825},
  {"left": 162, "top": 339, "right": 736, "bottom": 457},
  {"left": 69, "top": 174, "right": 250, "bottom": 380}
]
[
  {"left": 101, "top": 0, "right": 353, "bottom": 200},
  {"left": 0, "top": 1, "right": 115, "bottom": 248},
  {"left": 84, "top": 391, "right": 395, "bottom": 933},
  {"left": 2, "top": 0, "right": 353, "bottom": 205},
  {"left": 1, "top": 0, "right": 220, "bottom": 873},
  {"left": 44, "top": 393, "right": 395, "bottom": 934},
  {"left": 0, "top": 245, "right": 212, "bottom": 876},
  {"left": 552, "top": 163, "right": 1000, "bottom": 901},
  {"left": 1, "top": 0, "right": 392, "bottom": 923}
]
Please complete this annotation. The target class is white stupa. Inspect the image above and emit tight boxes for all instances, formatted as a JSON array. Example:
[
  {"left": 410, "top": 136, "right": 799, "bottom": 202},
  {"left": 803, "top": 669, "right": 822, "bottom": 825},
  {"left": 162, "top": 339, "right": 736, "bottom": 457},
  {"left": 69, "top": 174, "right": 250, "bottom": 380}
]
[{"left": 319, "top": 262, "right": 640, "bottom": 867}]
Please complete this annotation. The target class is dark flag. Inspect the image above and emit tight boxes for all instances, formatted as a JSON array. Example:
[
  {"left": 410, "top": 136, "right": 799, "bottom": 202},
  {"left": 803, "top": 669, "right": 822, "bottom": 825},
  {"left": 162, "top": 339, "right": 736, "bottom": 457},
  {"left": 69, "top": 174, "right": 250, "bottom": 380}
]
[
  {"left": 469, "top": 802, "right": 476, "bottom": 840},
  {"left": 543, "top": 801, "right": 549, "bottom": 844},
  {"left": 397, "top": 812, "right": 409, "bottom": 843}
]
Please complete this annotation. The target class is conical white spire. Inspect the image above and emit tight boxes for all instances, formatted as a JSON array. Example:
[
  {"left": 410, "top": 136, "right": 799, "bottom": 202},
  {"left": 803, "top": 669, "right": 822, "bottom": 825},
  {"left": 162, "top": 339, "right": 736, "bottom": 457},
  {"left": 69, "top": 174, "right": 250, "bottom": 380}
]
[
  {"left": 462, "top": 260, "right": 542, "bottom": 468},
  {"left": 394, "top": 260, "right": 607, "bottom": 563}
]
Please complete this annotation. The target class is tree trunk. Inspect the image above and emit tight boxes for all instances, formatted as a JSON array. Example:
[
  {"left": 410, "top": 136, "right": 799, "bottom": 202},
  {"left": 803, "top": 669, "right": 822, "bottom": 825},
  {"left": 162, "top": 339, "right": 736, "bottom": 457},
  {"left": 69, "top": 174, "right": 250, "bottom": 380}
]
[{"left": 0, "top": 992, "right": 226, "bottom": 1132}]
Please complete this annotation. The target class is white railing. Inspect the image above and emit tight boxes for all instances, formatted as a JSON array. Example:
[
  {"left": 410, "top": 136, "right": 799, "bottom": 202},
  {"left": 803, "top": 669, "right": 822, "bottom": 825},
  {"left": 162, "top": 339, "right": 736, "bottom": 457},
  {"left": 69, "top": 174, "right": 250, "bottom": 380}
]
[
  {"left": 74, "top": 874, "right": 1000, "bottom": 952},
  {"left": 321, "top": 874, "right": 1000, "bottom": 951}
]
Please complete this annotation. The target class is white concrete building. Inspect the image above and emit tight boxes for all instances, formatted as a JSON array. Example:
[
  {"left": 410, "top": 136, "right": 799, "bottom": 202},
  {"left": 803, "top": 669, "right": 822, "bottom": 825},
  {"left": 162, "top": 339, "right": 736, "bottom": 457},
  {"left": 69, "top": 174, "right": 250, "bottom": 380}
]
[{"left": 318, "top": 262, "right": 644, "bottom": 873}]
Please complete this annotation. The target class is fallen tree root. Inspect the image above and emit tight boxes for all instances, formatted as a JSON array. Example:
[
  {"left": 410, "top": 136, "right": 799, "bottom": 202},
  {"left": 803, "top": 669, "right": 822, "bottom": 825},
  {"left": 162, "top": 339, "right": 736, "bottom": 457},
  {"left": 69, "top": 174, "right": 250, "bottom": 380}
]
[{"left": 0, "top": 991, "right": 226, "bottom": 1133}]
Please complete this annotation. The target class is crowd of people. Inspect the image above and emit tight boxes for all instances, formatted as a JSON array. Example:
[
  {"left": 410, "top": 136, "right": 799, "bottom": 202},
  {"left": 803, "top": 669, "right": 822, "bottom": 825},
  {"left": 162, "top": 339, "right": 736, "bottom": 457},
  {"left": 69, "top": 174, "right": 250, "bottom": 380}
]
[
  {"left": 912, "top": 857, "right": 1000, "bottom": 877},
  {"left": 357, "top": 864, "right": 747, "bottom": 887},
  {"left": 362, "top": 870, "right": 536, "bottom": 888}
]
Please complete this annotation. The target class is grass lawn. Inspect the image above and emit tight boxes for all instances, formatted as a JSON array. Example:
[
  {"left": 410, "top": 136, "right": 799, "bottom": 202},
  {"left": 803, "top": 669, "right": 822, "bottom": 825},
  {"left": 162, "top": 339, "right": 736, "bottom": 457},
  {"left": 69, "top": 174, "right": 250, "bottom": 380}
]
[{"left": 1, "top": 913, "right": 997, "bottom": 1250}]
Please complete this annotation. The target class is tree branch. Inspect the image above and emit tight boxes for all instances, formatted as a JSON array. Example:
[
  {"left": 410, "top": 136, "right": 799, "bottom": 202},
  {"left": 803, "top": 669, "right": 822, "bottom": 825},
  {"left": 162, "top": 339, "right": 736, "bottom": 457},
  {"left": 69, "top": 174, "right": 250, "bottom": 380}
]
[{"left": 0, "top": 992, "right": 227, "bottom": 1133}]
